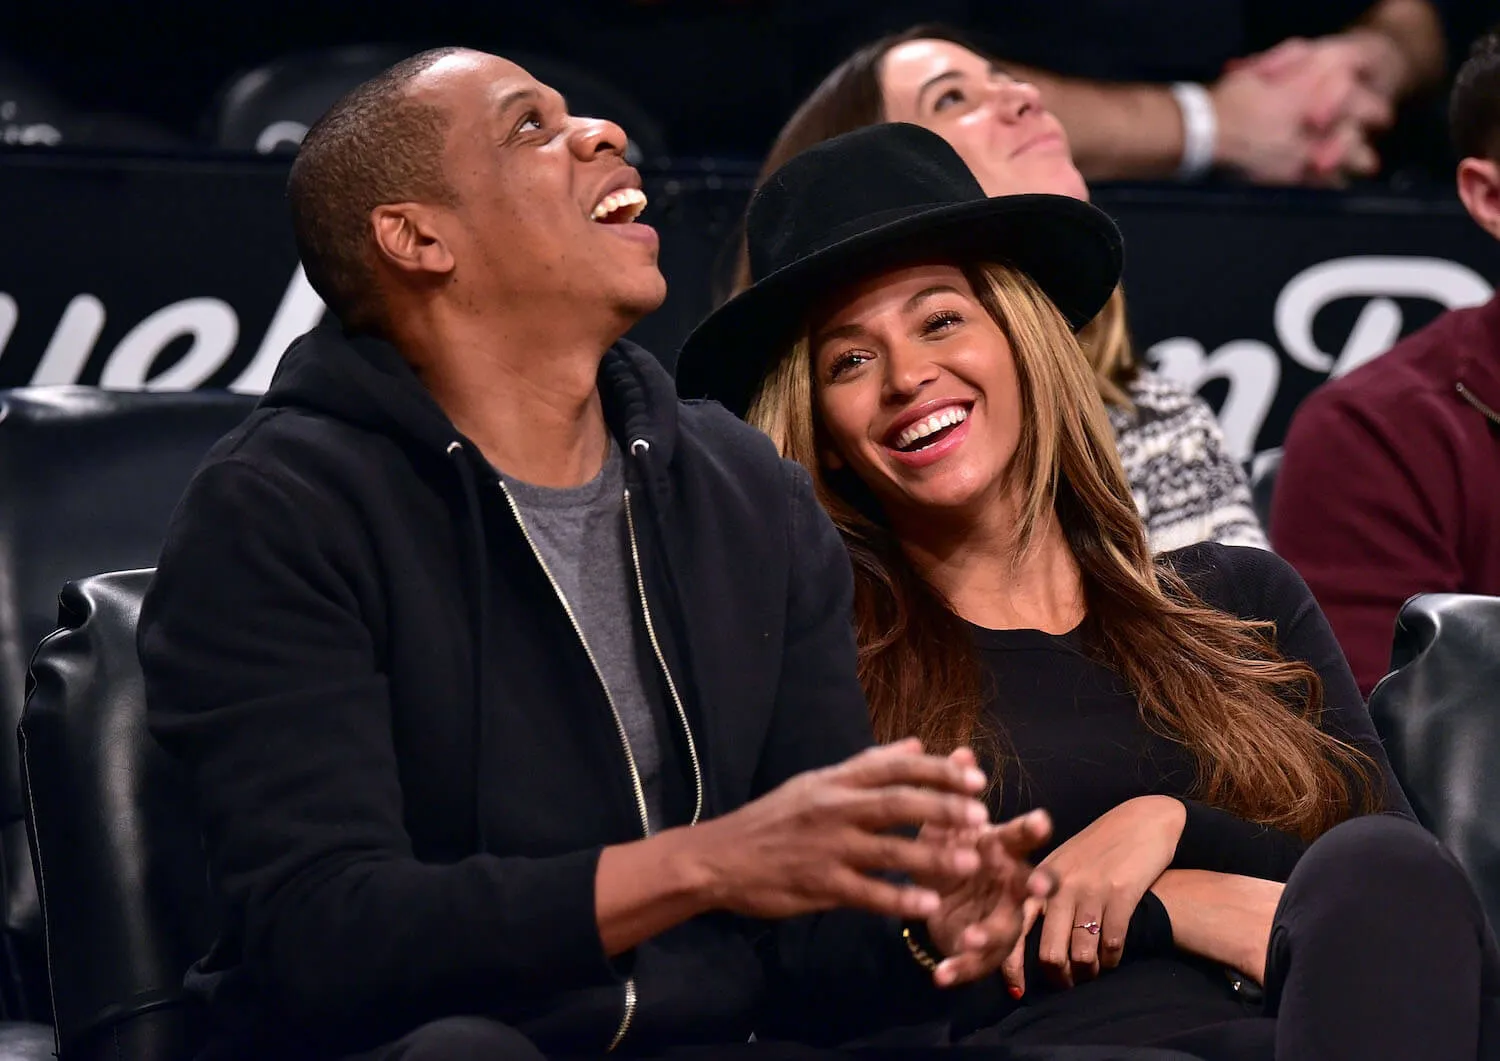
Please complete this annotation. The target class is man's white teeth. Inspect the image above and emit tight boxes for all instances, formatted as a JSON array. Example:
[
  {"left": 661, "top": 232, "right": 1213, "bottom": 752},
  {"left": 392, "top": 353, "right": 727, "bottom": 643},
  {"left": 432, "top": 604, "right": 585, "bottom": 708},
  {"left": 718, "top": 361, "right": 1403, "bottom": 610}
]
[
  {"left": 591, "top": 187, "right": 648, "bottom": 222},
  {"left": 895, "top": 406, "right": 968, "bottom": 450}
]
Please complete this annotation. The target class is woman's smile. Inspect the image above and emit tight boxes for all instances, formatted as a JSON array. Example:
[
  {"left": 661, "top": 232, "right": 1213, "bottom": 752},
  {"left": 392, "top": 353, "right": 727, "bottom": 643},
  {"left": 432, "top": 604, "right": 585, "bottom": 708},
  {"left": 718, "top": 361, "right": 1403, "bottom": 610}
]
[{"left": 881, "top": 400, "right": 976, "bottom": 469}]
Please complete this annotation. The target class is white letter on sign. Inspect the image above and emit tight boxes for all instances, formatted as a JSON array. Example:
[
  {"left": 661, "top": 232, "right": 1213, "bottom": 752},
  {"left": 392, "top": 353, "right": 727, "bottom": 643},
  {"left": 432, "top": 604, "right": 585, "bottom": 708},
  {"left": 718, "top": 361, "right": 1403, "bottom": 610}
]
[{"left": 101, "top": 298, "right": 240, "bottom": 390}]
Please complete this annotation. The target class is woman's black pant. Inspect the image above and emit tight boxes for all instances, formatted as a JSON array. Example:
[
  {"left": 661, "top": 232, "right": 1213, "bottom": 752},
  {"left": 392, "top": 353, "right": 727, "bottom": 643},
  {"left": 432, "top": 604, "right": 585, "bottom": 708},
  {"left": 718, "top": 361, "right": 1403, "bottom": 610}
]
[
  {"left": 1151, "top": 815, "right": 1499, "bottom": 1060},
  {"left": 1266, "top": 814, "right": 1497, "bottom": 1058},
  {"left": 351, "top": 1017, "right": 1196, "bottom": 1061}
]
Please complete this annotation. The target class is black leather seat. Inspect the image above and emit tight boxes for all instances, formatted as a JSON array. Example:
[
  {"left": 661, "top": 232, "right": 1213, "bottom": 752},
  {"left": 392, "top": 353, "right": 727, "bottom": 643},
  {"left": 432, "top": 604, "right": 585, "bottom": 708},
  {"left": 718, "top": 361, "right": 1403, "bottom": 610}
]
[
  {"left": 0, "top": 387, "right": 254, "bottom": 1023},
  {"left": 0, "top": 59, "right": 71, "bottom": 149},
  {"left": 23, "top": 570, "right": 212, "bottom": 1061},
  {"left": 1247, "top": 446, "right": 1283, "bottom": 533},
  {"left": 1369, "top": 593, "right": 1500, "bottom": 931},
  {"left": 0, "top": 59, "right": 181, "bottom": 151},
  {"left": 209, "top": 44, "right": 669, "bottom": 164}
]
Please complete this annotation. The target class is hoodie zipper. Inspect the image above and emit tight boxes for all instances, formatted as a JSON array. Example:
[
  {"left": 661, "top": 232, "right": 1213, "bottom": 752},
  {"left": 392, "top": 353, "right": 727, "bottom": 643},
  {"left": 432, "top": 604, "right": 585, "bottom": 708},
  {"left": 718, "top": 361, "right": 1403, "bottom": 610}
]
[
  {"left": 624, "top": 488, "right": 705, "bottom": 826},
  {"left": 1457, "top": 382, "right": 1500, "bottom": 428},
  {"left": 497, "top": 481, "right": 648, "bottom": 1052}
]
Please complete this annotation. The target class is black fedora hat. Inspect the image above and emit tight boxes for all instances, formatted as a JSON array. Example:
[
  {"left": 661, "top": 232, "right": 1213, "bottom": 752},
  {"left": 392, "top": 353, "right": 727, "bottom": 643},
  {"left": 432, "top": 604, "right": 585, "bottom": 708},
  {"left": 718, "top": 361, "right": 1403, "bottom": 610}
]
[{"left": 676, "top": 122, "right": 1124, "bottom": 417}]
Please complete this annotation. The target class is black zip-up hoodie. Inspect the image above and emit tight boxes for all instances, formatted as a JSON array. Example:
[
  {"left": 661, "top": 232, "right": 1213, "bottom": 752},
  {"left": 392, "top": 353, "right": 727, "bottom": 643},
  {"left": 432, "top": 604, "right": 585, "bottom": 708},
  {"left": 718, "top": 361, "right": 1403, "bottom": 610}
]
[{"left": 140, "top": 330, "right": 944, "bottom": 1059}]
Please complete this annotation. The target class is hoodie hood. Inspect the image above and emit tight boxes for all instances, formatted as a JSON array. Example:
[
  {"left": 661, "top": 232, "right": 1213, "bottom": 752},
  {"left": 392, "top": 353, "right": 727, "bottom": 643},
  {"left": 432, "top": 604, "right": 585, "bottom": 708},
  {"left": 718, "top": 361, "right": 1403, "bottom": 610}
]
[{"left": 259, "top": 326, "right": 684, "bottom": 467}]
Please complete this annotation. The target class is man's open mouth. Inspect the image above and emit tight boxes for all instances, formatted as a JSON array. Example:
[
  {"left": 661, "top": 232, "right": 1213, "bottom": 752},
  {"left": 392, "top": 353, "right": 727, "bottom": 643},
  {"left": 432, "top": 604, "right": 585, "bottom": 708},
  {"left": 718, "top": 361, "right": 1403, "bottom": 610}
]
[{"left": 591, "top": 188, "right": 647, "bottom": 224}]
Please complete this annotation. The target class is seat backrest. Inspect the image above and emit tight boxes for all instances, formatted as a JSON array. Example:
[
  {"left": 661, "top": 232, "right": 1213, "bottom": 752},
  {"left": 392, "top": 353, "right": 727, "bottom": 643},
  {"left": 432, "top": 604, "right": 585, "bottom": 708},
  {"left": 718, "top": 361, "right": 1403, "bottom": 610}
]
[
  {"left": 1247, "top": 446, "right": 1283, "bottom": 533},
  {"left": 0, "top": 59, "right": 70, "bottom": 149},
  {"left": 209, "top": 44, "right": 414, "bottom": 154},
  {"left": 1368, "top": 593, "right": 1500, "bottom": 929},
  {"left": 210, "top": 45, "right": 668, "bottom": 164},
  {"left": 23, "top": 570, "right": 213, "bottom": 1061},
  {"left": 0, "top": 387, "right": 254, "bottom": 1021}
]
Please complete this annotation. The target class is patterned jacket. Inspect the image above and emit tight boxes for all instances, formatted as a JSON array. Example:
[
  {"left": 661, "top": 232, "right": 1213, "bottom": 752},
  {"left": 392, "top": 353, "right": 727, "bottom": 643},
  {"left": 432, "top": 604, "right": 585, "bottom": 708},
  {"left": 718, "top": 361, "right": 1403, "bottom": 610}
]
[{"left": 1107, "top": 371, "right": 1267, "bottom": 554}]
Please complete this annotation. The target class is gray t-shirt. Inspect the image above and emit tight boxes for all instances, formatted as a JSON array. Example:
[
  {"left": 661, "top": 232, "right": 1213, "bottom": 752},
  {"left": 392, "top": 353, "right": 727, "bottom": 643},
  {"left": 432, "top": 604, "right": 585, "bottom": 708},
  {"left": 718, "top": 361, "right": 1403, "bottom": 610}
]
[{"left": 500, "top": 441, "right": 664, "bottom": 832}]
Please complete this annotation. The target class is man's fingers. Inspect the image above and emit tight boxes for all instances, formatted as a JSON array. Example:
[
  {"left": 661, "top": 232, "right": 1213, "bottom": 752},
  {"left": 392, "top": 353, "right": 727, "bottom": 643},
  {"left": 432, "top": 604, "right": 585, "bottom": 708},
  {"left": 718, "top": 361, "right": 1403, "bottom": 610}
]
[
  {"left": 836, "top": 744, "right": 988, "bottom": 796},
  {"left": 840, "top": 750, "right": 990, "bottom": 798},
  {"left": 844, "top": 830, "right": 981, "bottom": 884},
  {"left": 938, "top": 894, "right": 1038, "bottom": 989},
  {"left": 986, "top": 809, "right": 1053, "bottom": 860},
  {"left": 933, "top": 949, "right": 995, "bottom": 987},
  {"left": 846, "top": 785, "right": 990, "bottom": 832},
  {"left": 826, "top": 866, "right": 939, "bottom": 920},
  {"left": 947, "top": 746, "right": 979, "bottom": 771},
  {"left": 952, "top": 888, "right": 1025, "bottom": 954}
]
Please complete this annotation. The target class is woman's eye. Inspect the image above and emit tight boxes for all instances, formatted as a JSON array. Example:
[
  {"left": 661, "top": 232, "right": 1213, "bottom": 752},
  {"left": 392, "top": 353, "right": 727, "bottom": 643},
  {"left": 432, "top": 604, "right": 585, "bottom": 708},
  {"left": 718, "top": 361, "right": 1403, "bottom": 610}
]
[
  {"left": 922, "top": 310, "right": 963, "bottom": 335},
  {"left": 933, "top": 88, "right": 965, "bottom": 112},
  {"left": 827, "top": 350, "right": 873, "bottom": 380}
]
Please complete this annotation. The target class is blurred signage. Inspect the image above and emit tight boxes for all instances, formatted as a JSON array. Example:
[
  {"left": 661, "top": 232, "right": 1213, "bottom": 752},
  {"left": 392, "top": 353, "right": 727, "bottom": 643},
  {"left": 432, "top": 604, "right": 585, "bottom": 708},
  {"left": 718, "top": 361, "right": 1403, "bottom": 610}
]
[{"left": 2, "top": 153, "right": 1495, "bottom": 456}]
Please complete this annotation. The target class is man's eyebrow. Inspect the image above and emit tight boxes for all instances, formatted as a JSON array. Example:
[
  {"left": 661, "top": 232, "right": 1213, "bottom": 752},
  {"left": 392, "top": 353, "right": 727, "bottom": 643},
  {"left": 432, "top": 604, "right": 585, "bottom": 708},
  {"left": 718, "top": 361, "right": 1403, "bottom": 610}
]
[
  {"left": 495, "top": 86, "right": 540, "bottom": 117},
  {"left": 494, "top": 86, "right": 571, "bottom": 118}
]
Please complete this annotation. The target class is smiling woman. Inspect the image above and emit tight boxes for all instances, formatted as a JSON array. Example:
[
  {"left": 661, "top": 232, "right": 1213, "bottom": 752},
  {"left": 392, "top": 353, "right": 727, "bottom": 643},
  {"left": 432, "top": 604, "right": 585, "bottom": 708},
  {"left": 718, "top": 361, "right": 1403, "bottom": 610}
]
[
  {"left": 678, "top": 121, "right": 1500, "bottom": 1061},
  {"left": 732, "top": 23, "right": 1267, "bottom": 555}
]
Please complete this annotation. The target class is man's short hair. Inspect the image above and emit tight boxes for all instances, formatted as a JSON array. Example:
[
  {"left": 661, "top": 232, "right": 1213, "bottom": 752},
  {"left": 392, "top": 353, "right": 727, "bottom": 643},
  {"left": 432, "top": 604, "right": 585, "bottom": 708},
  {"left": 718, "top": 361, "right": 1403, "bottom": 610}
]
[
  {"left": 288, "top": 47, "right": 466, "bottom": 335},
  {"left": 1452, "top": 28, "right": 1500, "bottom": 163}
]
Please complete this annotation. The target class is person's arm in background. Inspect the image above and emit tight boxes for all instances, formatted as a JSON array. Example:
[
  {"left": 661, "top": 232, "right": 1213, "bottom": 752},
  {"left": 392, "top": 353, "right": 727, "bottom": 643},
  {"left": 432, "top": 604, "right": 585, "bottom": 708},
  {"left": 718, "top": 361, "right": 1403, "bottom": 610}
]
[
  {"left": 1231, "top": 0, "right": 1446, "bottom": 179},
  {"left": 1244, "top": 0, "right": 1447, "bottom": 103},
  {"left": 1001, "top": 60, "right": 1325, "bottom": 184},
  {"left": 1357, "top": 0, "right": 1448, "bottom": 94},
  {"left": 1271, "top": 387, "right": 1462, "bottom": 697},
  {"left": 1006, "top": 0, "right": 1444, "bottom": 185}
]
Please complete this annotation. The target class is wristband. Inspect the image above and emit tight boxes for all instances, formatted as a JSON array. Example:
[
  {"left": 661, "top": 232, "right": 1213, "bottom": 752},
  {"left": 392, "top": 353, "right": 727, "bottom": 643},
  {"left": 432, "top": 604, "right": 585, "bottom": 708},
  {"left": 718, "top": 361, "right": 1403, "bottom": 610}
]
[{"left": 1170, "top": 82, "right": 1218, "bottom": 181}]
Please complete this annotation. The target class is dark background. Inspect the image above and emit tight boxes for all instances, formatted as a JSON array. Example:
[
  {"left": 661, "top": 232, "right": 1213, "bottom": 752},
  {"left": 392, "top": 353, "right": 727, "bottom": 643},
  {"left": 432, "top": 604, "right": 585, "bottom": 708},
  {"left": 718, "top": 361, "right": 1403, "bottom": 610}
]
[{"left": 8, "top": 0, "right": 1497, "bottom": 168}]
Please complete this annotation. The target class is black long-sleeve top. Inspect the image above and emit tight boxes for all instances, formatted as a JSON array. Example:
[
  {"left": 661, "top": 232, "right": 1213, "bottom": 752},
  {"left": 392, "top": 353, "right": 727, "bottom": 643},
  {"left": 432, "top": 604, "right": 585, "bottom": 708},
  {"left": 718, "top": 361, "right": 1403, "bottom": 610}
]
[{"left": 954, "top": 543, "right": 1414, "bottom": 1043}]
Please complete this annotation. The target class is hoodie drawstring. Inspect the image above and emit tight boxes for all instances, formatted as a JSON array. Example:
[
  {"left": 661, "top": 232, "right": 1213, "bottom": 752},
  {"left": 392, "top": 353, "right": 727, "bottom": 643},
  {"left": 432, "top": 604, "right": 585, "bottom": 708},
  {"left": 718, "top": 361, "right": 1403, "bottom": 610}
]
[{"left": 447, "top": 440, "right": 494, "bottom": 854}]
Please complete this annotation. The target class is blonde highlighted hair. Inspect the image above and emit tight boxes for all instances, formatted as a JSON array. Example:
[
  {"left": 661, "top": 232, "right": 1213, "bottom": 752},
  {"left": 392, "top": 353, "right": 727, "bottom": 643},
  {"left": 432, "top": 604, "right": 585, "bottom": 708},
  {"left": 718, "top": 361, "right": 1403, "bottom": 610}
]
[{"left": 749, "top": 262, "right": 1377, "bottom": 839}]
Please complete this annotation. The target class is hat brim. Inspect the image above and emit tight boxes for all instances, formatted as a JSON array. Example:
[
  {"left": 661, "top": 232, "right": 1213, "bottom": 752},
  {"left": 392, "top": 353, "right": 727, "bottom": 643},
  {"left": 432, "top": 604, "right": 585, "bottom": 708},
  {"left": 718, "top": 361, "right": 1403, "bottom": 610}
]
[{"left": 676, "top": 193, "right": 1123, "bottom": 417}]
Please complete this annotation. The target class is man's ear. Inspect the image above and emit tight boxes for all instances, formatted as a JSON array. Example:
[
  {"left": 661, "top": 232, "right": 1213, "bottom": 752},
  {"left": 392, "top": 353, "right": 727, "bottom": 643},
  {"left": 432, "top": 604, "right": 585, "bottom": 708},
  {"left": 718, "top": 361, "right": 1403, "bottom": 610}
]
[
  {"left": 1457, "top": 157, "right": 1500, "bottom": 242},
  {"left": 370, "top": 203, "right": 456, "bottom": 278}
]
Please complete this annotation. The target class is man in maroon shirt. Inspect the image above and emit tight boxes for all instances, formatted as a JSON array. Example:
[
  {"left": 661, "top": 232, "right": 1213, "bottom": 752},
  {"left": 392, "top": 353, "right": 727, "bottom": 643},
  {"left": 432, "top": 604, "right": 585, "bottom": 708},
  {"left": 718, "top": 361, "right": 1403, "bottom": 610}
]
[{"left": 1273, "top": 28, "right": 1500, "bottom": 695}]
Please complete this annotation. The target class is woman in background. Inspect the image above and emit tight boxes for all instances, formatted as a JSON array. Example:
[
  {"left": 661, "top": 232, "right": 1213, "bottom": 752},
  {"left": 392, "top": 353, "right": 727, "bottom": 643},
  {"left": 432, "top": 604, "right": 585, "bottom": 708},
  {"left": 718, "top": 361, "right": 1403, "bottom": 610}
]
[{"left": 723, "top": 25, "right": 1265, "bottom": 554}]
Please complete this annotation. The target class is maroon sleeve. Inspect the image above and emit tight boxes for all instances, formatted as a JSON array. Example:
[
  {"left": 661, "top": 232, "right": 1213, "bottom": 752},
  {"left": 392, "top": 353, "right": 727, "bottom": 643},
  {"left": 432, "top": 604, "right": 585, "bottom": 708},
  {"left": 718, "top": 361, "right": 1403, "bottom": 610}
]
[{"left": 1271, "top": 387, "right": 1465, "bottom": 696}]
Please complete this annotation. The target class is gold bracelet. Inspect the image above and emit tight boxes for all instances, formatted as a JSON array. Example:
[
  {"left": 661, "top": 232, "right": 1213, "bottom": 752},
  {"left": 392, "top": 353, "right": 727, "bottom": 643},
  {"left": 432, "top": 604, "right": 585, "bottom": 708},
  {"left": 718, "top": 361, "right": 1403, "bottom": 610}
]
[{"left": 902, "top": 926, "right": 939, "bottom": 971}]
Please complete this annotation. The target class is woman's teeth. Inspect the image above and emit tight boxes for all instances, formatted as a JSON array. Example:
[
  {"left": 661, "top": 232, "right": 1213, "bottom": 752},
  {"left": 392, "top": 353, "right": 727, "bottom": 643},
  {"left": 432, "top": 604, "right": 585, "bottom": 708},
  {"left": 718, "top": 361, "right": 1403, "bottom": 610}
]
[
  {"left": 591, "top": 188, "right": 648, "bottom": 223},
  {"left": 894, "top": 406, "right": 968, "bottom": 451}
]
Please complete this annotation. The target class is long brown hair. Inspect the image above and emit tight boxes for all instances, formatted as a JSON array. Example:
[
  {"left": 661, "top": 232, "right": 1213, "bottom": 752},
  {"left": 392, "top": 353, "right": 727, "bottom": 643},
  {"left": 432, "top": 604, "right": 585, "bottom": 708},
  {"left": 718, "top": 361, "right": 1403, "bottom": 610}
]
[
  {"left": 734, "top": 24, "right": 1139, "bottom": 409},
  {"left": 748, "top": 262, "right": 1377, "bottom": 839}
]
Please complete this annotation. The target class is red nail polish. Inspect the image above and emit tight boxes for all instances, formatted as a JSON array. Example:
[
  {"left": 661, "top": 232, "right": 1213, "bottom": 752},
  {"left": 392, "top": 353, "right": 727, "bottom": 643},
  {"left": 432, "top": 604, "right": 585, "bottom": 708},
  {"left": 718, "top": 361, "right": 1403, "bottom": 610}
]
[{"left": 1008, "top": 985, "right": 1024, "bottom": 999}]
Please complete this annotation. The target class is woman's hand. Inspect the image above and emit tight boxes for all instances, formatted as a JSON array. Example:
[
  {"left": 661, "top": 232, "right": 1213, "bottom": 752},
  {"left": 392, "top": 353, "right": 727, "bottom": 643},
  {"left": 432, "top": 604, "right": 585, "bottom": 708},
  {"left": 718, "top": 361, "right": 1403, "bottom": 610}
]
[
  {"left": 1034, "top": 795, "right": 1186, "bottom": 986},
  {"left": 1151, "top": 870, "right": 1284, "bottom": 985}
]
